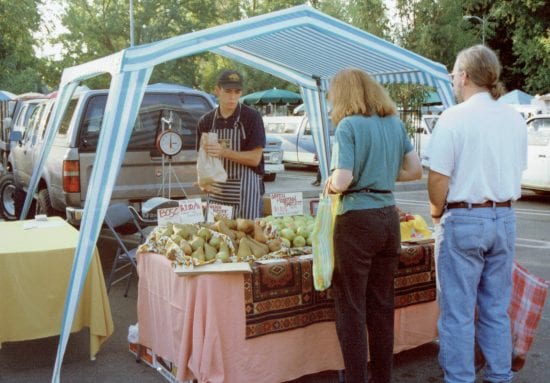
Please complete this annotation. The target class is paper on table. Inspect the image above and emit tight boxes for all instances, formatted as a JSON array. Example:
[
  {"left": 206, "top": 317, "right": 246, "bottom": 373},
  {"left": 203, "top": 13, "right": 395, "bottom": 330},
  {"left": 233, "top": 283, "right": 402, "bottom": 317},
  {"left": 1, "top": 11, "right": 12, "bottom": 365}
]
[
  {"left": 174, "top": 262, "right": 252, "bottom": 276},
  {"left": 22, "top": 220, "right": 67, "bottom": 230}
]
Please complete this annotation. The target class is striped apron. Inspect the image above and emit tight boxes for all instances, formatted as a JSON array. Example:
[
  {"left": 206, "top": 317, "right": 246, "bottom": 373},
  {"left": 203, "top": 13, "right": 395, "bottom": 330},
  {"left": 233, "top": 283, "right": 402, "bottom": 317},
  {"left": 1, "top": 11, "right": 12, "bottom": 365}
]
[{"left": 208, "top": 118, "right": 262, "bottom": 219}]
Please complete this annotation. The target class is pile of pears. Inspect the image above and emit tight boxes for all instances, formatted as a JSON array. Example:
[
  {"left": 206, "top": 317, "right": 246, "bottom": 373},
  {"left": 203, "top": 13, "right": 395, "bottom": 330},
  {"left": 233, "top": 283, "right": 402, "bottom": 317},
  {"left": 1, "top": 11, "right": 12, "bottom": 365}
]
[
  {"left": 259, "top": 215, "right": 316, "bottom": 248},
  {"left": 149, "top": 222, "right": 232, "bottom": 265},
  {"left": 142, "top": 214, "right": 316, "bottom": 267},
  {"left": 207, "top": 216, "right": 284, "bottom": 262}
]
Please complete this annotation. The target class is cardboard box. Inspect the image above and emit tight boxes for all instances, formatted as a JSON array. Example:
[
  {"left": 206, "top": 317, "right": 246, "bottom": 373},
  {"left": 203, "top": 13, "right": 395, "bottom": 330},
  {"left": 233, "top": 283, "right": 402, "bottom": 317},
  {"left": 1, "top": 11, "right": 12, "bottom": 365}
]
[
  {"left": 128, "top": 342, "right": 154, "bottom": 368},
  {"left": 155, "top": 354, "right": 190, "bottom": 383}
]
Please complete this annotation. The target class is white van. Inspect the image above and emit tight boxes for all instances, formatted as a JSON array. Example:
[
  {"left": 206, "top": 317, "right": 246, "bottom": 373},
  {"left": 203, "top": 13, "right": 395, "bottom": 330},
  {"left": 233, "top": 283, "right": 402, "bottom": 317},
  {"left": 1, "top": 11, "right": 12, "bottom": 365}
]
[{"left": 522, "top": 114, "right": 550, "bottom": 193}]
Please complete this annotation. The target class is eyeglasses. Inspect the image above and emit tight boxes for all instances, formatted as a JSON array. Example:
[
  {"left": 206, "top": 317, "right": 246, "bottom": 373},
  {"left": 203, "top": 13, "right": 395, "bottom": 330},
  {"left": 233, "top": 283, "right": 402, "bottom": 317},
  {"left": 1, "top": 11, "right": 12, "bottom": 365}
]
[{"left": 448, "top": 71, "right": 464, "bottom": 80}]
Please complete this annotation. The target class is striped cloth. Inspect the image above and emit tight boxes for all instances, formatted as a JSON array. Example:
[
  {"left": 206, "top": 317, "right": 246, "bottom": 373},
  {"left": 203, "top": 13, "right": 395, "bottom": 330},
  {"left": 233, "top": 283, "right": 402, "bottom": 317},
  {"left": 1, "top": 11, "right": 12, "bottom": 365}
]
[{"left": 509, "top": 261, "right": 549, "bottom": 357}]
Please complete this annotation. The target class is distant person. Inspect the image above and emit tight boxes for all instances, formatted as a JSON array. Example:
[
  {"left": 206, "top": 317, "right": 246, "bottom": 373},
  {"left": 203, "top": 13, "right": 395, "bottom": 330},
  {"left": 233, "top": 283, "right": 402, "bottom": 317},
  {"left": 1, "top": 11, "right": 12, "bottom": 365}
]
[
  {"left": 427, "top": 45, "right": 527, "bottom": 383},
  {"left": 326, "top": 68, "right": 422, "bottom": 383},
  {"left": 197, "top": 70, "right": 266, "bottom": 219}
]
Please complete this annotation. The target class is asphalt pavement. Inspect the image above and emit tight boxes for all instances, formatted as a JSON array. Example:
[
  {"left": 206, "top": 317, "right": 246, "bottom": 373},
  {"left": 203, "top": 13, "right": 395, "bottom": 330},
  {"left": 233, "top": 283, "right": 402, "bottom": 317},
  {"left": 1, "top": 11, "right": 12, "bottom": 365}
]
[{"left": 1, "top": 167, "right": 549, "bottom": 383}]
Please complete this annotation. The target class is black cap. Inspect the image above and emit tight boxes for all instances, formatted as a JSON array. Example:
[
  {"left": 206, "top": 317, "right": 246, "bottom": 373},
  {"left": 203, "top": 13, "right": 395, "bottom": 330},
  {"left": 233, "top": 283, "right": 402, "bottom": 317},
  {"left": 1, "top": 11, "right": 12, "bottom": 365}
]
[{"left": 217, "top": 70, "right": 243, "bottom": 89}]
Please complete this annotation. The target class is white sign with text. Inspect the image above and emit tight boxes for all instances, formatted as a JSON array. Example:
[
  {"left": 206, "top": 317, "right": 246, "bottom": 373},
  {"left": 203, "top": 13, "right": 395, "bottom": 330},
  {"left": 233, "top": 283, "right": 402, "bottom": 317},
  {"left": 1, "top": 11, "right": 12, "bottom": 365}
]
[
  {"left": 206, "top": 203, "right": 234, "bottom": 223},
  {"left": 270, "top": 192, "right": 303, "bottom": 217},
  {"left": 157, "top": 198, "right": 204, "bottom": 226}
]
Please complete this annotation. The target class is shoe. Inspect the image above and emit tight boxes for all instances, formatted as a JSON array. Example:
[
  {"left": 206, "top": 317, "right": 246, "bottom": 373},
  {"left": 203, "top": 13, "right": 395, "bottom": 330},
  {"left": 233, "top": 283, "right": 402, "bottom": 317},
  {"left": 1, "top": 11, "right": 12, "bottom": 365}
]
[{"left": 311, "top": 180, "right": 321, "bottom": 187}]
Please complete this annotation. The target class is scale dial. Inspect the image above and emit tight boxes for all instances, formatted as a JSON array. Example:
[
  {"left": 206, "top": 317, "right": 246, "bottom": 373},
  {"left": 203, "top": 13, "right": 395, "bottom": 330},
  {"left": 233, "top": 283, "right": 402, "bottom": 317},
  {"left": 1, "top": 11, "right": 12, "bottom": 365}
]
[{"left": 156, "top": 130, "right": 183, "bottom": 157}]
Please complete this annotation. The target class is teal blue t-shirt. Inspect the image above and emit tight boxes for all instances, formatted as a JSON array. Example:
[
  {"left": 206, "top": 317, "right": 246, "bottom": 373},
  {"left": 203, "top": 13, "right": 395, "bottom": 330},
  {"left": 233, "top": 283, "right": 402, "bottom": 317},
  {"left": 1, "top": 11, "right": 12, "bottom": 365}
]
[{"left": 330, "top": 114, "right": 413, "bottom": 214}]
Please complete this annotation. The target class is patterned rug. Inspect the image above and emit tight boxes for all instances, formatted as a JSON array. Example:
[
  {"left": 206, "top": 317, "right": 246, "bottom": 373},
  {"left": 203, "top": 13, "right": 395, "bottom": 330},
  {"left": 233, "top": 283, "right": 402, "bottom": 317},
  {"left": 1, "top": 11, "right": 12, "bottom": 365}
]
[{"left": 244, "top": 242, "right": 436, "bottom": 339}]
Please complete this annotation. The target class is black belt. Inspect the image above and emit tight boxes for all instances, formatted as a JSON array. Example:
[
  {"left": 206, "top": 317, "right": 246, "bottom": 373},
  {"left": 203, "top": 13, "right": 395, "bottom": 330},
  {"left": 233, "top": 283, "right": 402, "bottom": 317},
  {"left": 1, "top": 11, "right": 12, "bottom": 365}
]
[
  {"left": 446, "top": 200, "right": 512, "bottom": 209},
  {"left": 341, "top": 187, "right": 392, "bottom": 196}
]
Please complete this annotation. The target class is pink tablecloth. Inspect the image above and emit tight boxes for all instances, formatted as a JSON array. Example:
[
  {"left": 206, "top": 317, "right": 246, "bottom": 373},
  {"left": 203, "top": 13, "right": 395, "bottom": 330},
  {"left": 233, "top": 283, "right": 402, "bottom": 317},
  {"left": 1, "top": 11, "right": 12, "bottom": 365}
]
[{"left": 137, "top": 252, "right": 439, "bottom": 383}]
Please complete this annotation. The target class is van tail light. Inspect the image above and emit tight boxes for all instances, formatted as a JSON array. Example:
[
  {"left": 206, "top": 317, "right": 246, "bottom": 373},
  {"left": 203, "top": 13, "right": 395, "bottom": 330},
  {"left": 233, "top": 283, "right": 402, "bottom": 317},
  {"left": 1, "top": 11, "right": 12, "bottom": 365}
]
[{"left": 63, "top": 160, "right": 81, "bottom": 193}]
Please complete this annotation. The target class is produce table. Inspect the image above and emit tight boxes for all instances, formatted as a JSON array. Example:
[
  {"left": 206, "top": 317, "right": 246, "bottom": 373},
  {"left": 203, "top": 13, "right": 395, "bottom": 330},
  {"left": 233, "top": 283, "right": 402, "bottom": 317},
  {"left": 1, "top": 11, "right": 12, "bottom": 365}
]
[
  {"left": 137, "top": 241, "right": 439, "bottom": 383},
  {"left": 0, "top": 217, "right": 114, "bottom": 359}
]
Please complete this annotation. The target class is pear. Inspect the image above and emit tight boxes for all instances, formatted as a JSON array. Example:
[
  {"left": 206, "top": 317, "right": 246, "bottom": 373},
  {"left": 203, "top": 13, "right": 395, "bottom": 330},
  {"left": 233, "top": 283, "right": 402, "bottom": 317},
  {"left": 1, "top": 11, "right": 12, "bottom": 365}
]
[
  {"left": 209, "top": 235, "right": 222, "bottom": 250},
  {"left": 267, "top": 238, "right": 282, "bottom": 252},
  {"left": 253, "top": 222, "right": 268, "bottom": 244},
  {"left": 245, "top": 236, "right": 269, "bottom": 258},
  {"left": 197, "top": 227, "right": 212, "bottom": 242},
  {"left": 219, "top": 240, "right": 231, "bottom": 256},
  {"left": 179, "top": 240, "right": 193, "bottom": 255},
  {"left": 204, "top": 243, "right": 218, "bottom": 261},
  {"left": 171, "top": 234, "right": 183, "bottom": 244},
  {"left": 237, "top": 237, "right": 253, "bottom": 260},
  {"left": 213, "top": 220, "right": 236, "bottom": 241},
  {"left": 236, "top": 218, "right": 255, "bottom": 234},
  {"left": 216, "top": 251, "right": 230, "bottom": 263},
  {"left": 191, "top": 246, "right": 205, "bottom": 262},
  {"left": 190, "top": 235, "right": 205, "bottom": 251}
]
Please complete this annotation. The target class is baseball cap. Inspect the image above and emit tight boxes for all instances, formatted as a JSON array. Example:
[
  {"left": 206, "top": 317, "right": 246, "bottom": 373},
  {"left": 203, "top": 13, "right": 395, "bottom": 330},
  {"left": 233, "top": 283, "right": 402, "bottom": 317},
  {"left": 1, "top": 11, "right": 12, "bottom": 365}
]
[{"left": 217, "top": 70, "right": 243, "bottom": 89}]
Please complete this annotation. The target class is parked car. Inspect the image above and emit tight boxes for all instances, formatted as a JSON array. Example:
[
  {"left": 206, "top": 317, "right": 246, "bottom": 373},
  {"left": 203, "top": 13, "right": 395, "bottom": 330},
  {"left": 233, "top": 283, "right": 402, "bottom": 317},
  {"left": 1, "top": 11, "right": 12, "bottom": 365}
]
[
  {"left": 3, "top": 84, "right": 283, "bottom": 224},
  {"left": 521, "top": 114, "right": 550, "bottom": 193},
  {"left": 263, "top": 115, "right": 334, "bottom": 167},
  {"left": 0, "top": 96, "right": 46, "bottom": 219}
]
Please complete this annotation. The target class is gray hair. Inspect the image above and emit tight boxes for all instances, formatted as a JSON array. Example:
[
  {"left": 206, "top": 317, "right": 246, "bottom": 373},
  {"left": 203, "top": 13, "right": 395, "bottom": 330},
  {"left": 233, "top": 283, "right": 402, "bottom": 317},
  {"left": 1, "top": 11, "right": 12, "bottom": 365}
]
[{"left": 455, "top": 45, "right": 506, "bottom": 100}]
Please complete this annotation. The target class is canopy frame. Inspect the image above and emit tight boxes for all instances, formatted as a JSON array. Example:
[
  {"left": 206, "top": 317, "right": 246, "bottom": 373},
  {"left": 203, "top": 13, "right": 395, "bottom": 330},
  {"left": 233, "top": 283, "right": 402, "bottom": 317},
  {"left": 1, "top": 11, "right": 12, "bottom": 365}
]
[{"left": 24, "top": 6, "right": 455, "bottom": 382}]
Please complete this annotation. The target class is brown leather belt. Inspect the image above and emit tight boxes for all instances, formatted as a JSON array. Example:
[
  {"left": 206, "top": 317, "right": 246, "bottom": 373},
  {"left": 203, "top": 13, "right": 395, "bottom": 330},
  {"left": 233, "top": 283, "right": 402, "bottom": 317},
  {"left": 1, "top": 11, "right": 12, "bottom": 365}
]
[{"left": 446, "top": 200, "right": 512, "bottom": 209}]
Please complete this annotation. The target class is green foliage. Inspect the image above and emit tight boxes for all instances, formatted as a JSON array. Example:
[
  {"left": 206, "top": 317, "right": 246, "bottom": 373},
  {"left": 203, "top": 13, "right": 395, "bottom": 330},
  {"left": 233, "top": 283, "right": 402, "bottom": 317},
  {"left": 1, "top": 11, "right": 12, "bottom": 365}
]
[
  {"left": 0, "top": 0, "right": 44, "bottom": 93},
  {"left": 3, "top": 0, "right": 547, "bottom": 99}
]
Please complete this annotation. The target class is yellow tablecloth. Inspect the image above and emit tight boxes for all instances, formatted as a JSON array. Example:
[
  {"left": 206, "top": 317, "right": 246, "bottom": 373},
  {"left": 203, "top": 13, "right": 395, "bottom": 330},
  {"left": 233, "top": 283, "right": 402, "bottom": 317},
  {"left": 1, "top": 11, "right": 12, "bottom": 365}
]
[{"left": 0, "top": 217, "right": 114, "bottom": 359}]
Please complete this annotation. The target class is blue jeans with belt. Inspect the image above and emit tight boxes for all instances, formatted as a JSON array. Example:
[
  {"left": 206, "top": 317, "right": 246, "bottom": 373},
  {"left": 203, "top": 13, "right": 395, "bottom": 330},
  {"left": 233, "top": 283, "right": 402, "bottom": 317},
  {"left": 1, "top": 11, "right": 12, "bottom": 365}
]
[{"left": 435, "top": 206, "right": 515, "bottom": 383}]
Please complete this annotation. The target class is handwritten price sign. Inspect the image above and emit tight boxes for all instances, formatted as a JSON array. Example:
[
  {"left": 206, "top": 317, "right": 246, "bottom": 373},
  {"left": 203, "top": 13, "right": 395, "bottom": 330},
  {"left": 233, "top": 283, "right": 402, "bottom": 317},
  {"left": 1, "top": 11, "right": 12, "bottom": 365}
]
[
  {"left": 157, "top": 198, "right": 204, "bottom": 226},
  {"left": 270, "top": 192, "right": 303, "bottom": 217},
  {"left": 206, "top": 203, "right": 234, "bottom": 223}
]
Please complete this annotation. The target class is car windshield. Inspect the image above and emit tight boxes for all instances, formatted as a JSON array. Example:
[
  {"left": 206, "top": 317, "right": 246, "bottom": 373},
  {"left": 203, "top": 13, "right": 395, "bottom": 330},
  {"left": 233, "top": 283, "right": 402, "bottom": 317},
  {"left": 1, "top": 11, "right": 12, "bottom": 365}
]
[
  {"left": 527, "top": 117, "right": 550, "bottom": 146},
  {"left": 79, "top": 93, "right": 212, "bottom": 151}
]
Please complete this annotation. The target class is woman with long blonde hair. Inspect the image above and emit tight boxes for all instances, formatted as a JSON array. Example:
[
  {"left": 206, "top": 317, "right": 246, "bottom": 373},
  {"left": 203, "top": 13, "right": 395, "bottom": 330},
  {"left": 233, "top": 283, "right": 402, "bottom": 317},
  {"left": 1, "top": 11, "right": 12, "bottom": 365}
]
[{"left": 326, "top": 68, "right": 422, "bottom": 383}]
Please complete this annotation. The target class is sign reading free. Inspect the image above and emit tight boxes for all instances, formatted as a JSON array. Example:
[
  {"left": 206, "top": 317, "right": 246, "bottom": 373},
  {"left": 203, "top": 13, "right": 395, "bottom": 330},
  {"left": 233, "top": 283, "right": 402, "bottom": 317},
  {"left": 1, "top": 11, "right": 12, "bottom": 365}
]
[
  {"left": 270, "top": 192, "right": 303, "bottom": 217},
  {"left": 157, "top": 198, "right": 204, "bottom": 226}
]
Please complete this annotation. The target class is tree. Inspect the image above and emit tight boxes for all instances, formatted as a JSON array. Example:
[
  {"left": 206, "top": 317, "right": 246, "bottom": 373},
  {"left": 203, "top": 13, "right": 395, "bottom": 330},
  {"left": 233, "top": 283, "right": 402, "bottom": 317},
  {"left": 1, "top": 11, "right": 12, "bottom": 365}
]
[
  {"left": 491, "top": 0, "right": 550, "bottom": 94},
  {"left": 0, "top": 0, "right": 44, "bottom": 93}
]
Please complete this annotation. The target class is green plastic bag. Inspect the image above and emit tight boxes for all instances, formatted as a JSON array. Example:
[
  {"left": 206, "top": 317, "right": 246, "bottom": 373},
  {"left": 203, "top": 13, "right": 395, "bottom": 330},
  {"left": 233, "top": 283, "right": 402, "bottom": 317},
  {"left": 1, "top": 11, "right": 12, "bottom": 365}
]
[{"left": 311, "top": 191, "right": 340, "bottom": 291}]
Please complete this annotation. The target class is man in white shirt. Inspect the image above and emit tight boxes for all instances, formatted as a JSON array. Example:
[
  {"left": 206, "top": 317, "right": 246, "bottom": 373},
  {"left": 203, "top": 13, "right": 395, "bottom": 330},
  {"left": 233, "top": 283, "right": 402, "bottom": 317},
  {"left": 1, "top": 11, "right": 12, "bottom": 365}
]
[{"left": 427, "top": 45, "right": 527, "bottom": 383}]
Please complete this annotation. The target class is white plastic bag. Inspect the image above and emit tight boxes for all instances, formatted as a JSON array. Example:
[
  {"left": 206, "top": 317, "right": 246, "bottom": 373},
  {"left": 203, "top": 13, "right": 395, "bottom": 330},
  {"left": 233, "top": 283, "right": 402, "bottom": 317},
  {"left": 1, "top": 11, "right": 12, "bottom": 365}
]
[
  {"left": 127, "top": 323, "right": 139, "bottom": 343},
  {"left": 197, "top": 132, "right": 227, "bottom": 187}
]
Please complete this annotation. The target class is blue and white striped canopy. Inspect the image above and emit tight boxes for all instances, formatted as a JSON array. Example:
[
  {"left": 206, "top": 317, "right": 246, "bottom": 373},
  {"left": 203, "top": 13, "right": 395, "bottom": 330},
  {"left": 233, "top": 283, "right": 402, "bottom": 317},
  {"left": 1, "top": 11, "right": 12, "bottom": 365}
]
[{"left": 26, "top": 5, "right": 454, "bottom": 381}]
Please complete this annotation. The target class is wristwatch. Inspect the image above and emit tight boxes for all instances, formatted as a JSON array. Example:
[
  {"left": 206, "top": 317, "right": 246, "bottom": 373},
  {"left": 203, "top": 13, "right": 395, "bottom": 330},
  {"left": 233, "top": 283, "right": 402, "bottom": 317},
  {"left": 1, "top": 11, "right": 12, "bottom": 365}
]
[{"left": 156, "top": 130, "right": 183, "bottom": 157}]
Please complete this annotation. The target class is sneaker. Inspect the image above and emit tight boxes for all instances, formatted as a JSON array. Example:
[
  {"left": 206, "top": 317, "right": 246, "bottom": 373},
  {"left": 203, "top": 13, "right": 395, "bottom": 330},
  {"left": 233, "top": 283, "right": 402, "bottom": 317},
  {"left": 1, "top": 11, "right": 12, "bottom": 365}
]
[{"left": 311, "top": 180, "right": 321, "bottom": 187}]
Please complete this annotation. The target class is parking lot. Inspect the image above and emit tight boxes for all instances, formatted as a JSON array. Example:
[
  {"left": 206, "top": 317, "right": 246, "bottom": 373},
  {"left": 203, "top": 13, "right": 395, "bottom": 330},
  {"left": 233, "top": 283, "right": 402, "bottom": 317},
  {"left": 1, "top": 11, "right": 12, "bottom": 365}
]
[{"left": 1, "top": 167, "right": 549, "bottom": 383}]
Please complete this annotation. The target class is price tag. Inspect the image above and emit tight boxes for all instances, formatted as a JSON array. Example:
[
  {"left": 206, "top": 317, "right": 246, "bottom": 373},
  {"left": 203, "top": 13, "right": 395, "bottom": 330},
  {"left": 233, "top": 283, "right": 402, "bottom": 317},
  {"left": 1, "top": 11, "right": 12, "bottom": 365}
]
[
  {"left": 270, "top": 192, "right": 303, "bottom": 217},
  {"left": 157, "top": 198, "right": 204, "bottom": 226},
  {"left": 206, "top": 203, "right": 234, "bottom": 223}
]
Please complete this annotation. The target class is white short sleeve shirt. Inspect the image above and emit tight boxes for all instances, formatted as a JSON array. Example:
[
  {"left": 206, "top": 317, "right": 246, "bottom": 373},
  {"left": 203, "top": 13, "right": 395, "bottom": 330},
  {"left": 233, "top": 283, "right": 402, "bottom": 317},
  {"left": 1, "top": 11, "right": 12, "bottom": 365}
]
[{"left": 427, "top": 92, "right": 527, "bottom": 203}]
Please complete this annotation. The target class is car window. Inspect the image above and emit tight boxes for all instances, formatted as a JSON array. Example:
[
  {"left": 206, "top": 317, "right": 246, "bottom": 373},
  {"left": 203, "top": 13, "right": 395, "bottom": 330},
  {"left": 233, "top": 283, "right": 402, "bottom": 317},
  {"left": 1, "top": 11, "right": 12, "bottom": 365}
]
[
  {"left": 22, "top": 104, "right": 45, "bottom": 145},
  {"left": 79, "top": 93, "right": 212, "bottom": 151},
  {"left": 15, "top": 103, "right": 39, "bottom": 133},
  {"left": 527, "top": 118, "right": 550, "bottom": 146},
  {"left": 55, "top": 99, "right": 79, "bottom": 136}
]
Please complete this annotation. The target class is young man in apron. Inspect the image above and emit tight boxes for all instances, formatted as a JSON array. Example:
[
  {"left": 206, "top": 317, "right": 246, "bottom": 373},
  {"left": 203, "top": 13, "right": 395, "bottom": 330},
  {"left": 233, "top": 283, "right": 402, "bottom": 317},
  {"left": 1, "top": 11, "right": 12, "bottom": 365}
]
[{"left": 197, "top": 70, "right": 266, "bottom": 219}]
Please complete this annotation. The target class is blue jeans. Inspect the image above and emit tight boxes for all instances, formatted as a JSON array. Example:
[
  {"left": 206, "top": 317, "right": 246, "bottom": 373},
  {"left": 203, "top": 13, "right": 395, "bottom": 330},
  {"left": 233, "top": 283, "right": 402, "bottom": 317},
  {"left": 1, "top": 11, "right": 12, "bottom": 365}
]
[{"left": 435, "top": 206, "right": 515, "bottom": 383}]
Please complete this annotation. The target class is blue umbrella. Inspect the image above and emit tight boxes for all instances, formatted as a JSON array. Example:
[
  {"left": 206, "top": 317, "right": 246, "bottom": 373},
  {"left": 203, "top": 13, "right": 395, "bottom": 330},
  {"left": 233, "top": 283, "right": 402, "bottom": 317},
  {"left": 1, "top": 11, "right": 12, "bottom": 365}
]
[{"left": 0, "top": 90, "right": 16, "bottom": 101}]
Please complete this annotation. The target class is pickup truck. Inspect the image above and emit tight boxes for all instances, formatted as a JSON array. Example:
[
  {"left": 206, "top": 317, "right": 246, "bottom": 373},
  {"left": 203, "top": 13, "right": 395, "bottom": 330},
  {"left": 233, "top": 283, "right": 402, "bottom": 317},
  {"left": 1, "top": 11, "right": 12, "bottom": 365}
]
[
  {"left": 1, "top": 84, "right": 284, "bottom": 223},
  {"left": 263, "top": 115, "right": 334, "bottom": 167}
]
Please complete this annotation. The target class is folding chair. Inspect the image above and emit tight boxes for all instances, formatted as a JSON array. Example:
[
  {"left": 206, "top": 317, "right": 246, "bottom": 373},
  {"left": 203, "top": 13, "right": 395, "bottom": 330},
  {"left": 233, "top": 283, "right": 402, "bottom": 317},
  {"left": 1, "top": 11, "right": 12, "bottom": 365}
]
[{"left": 104, "top": 202, "right": 149, "bottom": 297}]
